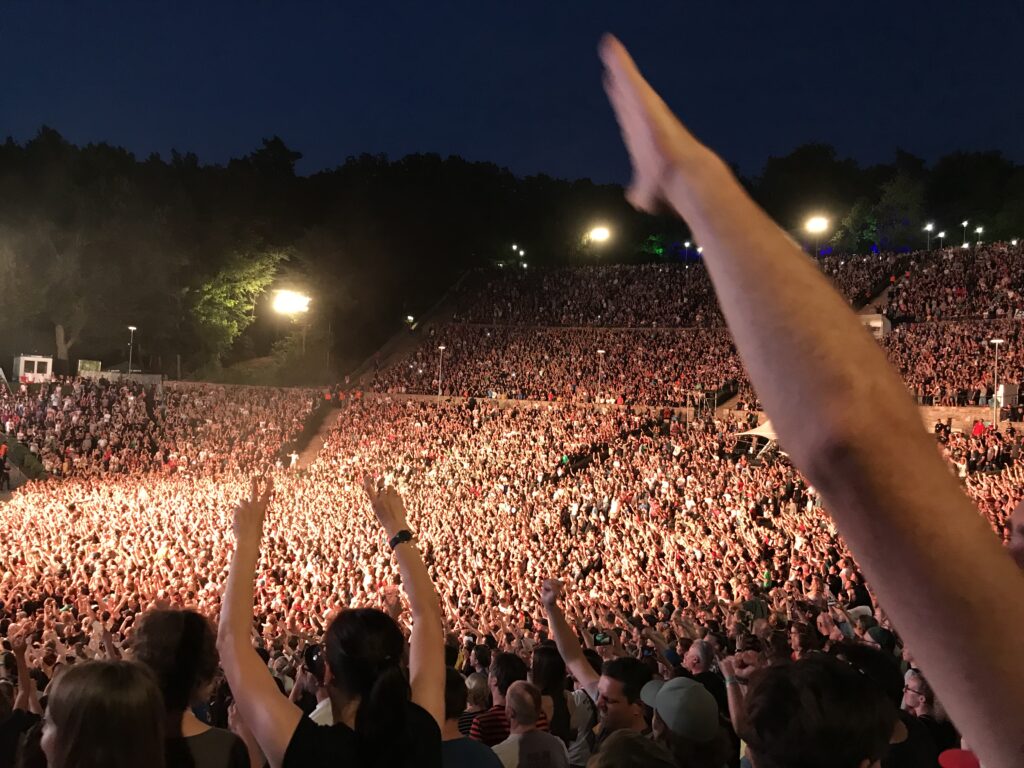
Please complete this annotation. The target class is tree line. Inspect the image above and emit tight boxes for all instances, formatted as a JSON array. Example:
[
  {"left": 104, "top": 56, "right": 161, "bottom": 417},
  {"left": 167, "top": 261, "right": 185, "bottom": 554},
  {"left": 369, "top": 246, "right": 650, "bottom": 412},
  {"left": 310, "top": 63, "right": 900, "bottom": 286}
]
[{"left": 0, "top": 128, "right": 1020, "bottom": 384}]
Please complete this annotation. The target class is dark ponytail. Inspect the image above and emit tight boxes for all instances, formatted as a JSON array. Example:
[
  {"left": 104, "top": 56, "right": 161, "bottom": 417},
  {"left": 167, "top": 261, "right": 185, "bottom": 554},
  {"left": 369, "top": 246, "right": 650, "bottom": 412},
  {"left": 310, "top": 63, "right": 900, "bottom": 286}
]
[{"left": 325, "top": 609, "right": 410, "bottom": 755}]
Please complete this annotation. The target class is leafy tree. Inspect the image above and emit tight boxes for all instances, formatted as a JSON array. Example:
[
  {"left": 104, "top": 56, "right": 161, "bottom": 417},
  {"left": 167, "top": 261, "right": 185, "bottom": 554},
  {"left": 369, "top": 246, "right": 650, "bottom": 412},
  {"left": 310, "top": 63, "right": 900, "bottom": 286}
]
[
  {"left": 830, "top": 199, "right": 878, "bottom": 253},
  {"left": 872, "top": 172, "right": 926, "bottom": 249},
  {"left": 189, "top": 248, "right": 287, "bottom": 365}
]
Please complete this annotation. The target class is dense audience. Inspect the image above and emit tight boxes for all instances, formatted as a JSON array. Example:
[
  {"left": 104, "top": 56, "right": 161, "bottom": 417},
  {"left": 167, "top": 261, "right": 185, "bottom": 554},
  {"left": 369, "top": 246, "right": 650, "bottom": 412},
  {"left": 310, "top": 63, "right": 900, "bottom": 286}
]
[
  {"left": 452, "top": 254, "right": 905, "bottom": 329},
  {"left": 1, "top": 389, "right": 1020, "bottom": 765},
  {"left": 883, "top": 320, "right": 1023, "bottom": 407},
  {"left": 881, "top": 241, "right": 1024, "bottom": 322},
  {"left": 0, "top": 378, "right": 317, "bottom": 478},
  {"left": 373, "top": 326, "right": 742, "bottom": 405}
]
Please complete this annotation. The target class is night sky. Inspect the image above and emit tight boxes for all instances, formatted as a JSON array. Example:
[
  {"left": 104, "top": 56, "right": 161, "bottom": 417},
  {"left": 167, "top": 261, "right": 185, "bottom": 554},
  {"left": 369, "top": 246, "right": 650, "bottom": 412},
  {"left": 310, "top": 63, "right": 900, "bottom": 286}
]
[{"left": 2, "top": 1, "right": 1021, "bottom": 182}]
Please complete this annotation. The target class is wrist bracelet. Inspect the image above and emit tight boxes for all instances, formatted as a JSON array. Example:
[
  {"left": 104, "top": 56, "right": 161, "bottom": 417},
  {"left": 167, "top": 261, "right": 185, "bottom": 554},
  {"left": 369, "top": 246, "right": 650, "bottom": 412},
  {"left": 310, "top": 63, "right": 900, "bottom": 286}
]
[
  {"left": 725, "top": 676, "right": 740, "bottom": 686},
  {"left": 388, "top": 529, "right": 414, "bottom": 550}
]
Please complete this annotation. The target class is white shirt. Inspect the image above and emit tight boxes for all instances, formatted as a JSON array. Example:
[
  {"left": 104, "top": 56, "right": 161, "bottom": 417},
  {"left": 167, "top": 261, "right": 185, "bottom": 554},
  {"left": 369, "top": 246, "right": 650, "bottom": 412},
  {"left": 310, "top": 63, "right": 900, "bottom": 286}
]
[
  {"left": 309, "top": 696, "right": 334, "bottom": 726},
  {"left": 492, "top": 730, "right": 570, "bottom": 768}
]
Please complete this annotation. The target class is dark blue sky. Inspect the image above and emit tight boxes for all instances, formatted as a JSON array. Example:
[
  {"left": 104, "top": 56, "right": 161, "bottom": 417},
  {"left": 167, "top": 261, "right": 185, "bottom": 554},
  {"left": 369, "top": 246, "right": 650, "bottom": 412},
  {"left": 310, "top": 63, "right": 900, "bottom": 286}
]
[{"left": 2, "top": 1, "right": 1021, "bottom": 182}]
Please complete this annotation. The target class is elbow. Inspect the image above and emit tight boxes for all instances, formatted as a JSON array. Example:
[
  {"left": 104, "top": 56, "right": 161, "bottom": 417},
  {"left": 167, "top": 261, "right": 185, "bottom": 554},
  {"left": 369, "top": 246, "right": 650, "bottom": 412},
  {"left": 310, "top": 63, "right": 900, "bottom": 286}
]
[
  {"left": 216, "top": 624, "right": 244, "bottom": 662},
  {"left": 794, "top": 409, "right": 884, "bottom": 499}
]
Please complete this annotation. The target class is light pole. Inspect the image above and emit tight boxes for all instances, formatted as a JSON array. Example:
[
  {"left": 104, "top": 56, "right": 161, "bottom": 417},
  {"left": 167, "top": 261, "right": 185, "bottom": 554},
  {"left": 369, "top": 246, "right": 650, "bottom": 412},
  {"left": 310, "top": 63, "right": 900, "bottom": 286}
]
[
  {"left": 805, "top": 216, "right": 829, "bottom": 257},
  {"left": 127, "top": 325, "right": 137, "bottom": 374},
  {"left": 961, "top": 220, "right": 968, "bottom": 245},
  {"left": 437, "top": 345, "right": 446, "bottom": 399},
  {"left": 597, "top": 349, "right": 606, "bottom": 401},
  {"left": 975, "top": 226, "right": 983, "bottom": 245},
  {"left": 683, "top": 241, "right": 691, "bottom": 259},
  {"left": 924, "top": 223, "right": 934, "bottom": 250},
  {"left": 991, "top": 338, "right": 1005, "bottom": 426},
  {"left": 937, "top": 231, "right": 946, "bottom": 249}
]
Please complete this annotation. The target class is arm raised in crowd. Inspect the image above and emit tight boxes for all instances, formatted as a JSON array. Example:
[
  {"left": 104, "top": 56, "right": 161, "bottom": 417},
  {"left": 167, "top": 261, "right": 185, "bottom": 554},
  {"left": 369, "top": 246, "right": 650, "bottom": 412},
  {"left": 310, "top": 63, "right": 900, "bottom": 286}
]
[
  {"left": 362, "top": 477, "right": 446, "bottom": 729},
  {"left": 600, "top": 34, "right": 1024, "bottom": 766},
  {"left": 217, "top": 477, "right": 303, "bottom": 768},
  {"left": 540, "top": 579, "right": 600, "bottom": 693},
  {"left": 11, "top": 627, "right": 42, "bottom": 715}
]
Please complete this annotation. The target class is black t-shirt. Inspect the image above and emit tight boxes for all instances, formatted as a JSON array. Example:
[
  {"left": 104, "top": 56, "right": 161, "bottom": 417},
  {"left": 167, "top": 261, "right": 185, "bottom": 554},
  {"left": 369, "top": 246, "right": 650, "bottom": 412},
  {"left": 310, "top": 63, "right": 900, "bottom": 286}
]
[
  {"left": 166, "top": 727, "right": 250, "bottom": 768},
  {"left": 882, "top": 711, "right": 938, "bottom": 768},
  {"left": 0, "top": 709, "right": 41, "bottom": 767},
  {"left": 283, "top": 702, "right": 442, "bottom": 768}
]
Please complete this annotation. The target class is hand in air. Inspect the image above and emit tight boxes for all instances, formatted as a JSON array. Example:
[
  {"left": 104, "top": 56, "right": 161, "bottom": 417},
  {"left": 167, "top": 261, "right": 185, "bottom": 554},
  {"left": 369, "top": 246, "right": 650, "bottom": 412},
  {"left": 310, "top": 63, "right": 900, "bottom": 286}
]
[
  {"left": 233, "top": 477, "right": 274, "bottom": 545},
  {"left": 540, "top": 578, "right": 564, "bottom": 610},
  {"left": 599, "top": 34, "right": 712, "bottom": 213},
  {"left": 362, "top": 475, "right": 410, "bottom": 539}
]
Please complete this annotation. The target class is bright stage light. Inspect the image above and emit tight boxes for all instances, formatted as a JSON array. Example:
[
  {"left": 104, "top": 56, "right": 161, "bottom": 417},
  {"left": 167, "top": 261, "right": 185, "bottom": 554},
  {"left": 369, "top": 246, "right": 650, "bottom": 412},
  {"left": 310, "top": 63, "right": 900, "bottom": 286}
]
[
  {"left": 588, "top": 226, "right": 611, "bottom": 242},
  {"left": 273, "top": 290, "right": 311, "bottom": 315},
  {"left": 805, "top": 216, "right": 829, "bottom": 234}
]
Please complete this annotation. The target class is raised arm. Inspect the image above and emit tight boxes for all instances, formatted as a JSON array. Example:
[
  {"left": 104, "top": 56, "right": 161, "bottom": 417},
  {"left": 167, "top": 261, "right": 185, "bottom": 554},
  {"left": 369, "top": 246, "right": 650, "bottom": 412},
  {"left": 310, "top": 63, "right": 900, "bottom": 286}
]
[
  {"left": 362, "top": 477, "right": 445, "bottom": 729},
  {"left": 540, "top": 579, "right": 600, "bottom": 693},
  {"left": 11, "top": 628, "right": 42, "bottom": 715},
  {"left": 217, "top": 477, "right": 302, "bottom": 768},
  {"left": 600, "top": 35, "right": 1024, "bottom": 767}
]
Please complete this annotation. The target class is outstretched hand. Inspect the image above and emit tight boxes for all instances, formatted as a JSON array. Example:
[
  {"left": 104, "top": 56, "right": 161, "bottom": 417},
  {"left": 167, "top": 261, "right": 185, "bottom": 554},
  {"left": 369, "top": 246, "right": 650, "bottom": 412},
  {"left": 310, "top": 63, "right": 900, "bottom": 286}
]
[
  {"left": 540, "top": 578, "right": 564, "bottom": 610},
  {"left": 599, "top": 34, "right": 711, "bottom": 214},
  {"left": 362, "top": 475, "right": 410, "bottom": 539},
  {"left": 8, "top": 624, "right": 28, "bottom": 658},
  {"left": 232, "top": 476, "right": 274, "bottom": 546}
]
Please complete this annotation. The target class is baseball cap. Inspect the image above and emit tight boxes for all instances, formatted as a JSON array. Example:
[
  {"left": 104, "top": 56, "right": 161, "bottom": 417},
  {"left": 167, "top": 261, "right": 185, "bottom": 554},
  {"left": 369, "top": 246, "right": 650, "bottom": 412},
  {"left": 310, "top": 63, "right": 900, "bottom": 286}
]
[
  {"left": 640, "top": 677, "right": 719, "bottom": 743},
  {"left": 865, "top": 626, "right": 896, "bottom": 653}
]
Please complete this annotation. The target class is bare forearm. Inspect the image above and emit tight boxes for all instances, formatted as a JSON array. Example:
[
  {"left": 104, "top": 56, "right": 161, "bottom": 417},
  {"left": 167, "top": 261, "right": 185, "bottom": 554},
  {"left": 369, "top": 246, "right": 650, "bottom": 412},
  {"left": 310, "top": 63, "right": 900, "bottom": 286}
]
[
  {"left": 393, "top": 541, "right": 442, "bottom": 626},
  {"left": 15, "top": 653, "right": 40, "bottom": 714},
  {"left": 662, "top": 152, "right": 1024, "bottom": 763},
  {"left": 220, "top": 543, "right": 260, "bottom": 645}
]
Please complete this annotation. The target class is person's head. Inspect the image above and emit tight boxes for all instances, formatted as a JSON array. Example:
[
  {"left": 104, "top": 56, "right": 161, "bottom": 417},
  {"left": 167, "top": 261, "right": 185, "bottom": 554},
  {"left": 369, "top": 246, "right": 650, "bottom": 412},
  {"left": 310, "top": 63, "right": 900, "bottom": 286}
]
[
  {"left": 443, "top": 667, "right": 468, "bottom": 722},
  {"left": 902, "top": 668, "right": 935, "bottom": 716},
  {"left": 489, "top": 652, "right": 528, "bottom": 700},
  {"left": 788, "top": 622, "right": 818, "bottom": 654},
  {"left": 815, "top": 612, "right": 835, "bottom": 637},
  {"left": 641, "top": 677, "right": 731, "bottom": 768},
  {"left": 465, "top": 672, "right": 491, "bottom": 710},
  {"left": 598, "top": 657, "right": 653, "bottom": 732},
  {"left": 41, "top": 660, "right": 165, "bottom": 768},
  {"left": 531, "top": 644, "right": 567, "bottom": 697},
  {"left": 829, "top": 642, "right": 904, "bottom": 709},
  {"left": 131, "top": 609, "right": 219, "bottom": 715},
  {"left": 470, "top": 644, "right": 491, "bottom": 672},
  {"left": 863, "top": 627, "right": 897, "bottom": 655},
  {"left": 740, "top": 655, "right": 897, "bottom": 768},
  {"left": 324, "top": 608, "right": 408, "bottom": 740},
  {"left": 683, "top": 639, "right": 713, "bottom": 675},
  {"left": 505, "top": 680, "right": 542, "bottom": 729},
  {"left": 586, "top": 729, "right": 676, "bottom": 768}
]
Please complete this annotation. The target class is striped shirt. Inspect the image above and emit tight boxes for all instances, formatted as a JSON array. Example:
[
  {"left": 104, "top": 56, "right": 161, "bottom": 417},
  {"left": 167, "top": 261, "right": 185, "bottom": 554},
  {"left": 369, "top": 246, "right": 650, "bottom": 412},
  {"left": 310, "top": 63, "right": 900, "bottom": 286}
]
[{"left": 469, "top": 704, "right": 549, "bottom": 747}]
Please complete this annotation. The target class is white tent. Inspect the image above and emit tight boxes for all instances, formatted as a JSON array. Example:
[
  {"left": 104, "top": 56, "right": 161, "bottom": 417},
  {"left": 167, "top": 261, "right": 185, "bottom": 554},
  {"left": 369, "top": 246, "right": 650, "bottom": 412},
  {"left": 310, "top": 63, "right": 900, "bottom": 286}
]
[{"left": 738, "top": 420, "right": 777, "bottom": 441}]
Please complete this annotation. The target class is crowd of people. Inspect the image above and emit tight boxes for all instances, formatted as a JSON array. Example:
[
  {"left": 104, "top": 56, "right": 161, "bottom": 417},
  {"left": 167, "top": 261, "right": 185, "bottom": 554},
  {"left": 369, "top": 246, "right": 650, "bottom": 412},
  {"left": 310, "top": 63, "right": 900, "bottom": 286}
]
[
  {"left": 0, "top": 378, "right": 317, "bottom": 478},
  {"left": 2, "top": 38, "right": 1023, "bottom": 768},
  {"left": 1, "top": 389, "right": 1020, "bottom": 765},
  {"left": 372, "top": 326, "right": 743, "bottom": 406},
  {"left": 880, "top": 241, "right": 1024, "bottom": 323},
  {"left": 451, "top": 253, "right": 908, "bottom": 330},
  {"left": 883, "top": 320, "right": 1023, "bottom": 407}
]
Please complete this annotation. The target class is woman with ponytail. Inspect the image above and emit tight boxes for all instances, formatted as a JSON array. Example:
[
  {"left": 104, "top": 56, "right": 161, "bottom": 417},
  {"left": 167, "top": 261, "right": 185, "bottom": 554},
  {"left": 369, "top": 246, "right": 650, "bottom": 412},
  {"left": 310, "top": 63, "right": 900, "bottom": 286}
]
[{"left": 217, "top": 476, "right": 444, "bottom": 768}]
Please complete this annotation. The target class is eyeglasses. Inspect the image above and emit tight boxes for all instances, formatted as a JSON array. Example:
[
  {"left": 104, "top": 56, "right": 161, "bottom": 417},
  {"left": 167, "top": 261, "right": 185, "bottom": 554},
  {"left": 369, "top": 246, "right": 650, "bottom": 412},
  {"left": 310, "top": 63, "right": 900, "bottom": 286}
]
[{"left": 903, "top": 685, "right": 925, "bottom": 696}]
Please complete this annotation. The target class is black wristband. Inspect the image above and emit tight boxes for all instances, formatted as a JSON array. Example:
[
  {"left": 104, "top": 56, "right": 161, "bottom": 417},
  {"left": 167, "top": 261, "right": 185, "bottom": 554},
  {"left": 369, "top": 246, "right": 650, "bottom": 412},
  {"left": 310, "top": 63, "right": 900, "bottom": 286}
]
[{"left": 388, "top": 529, "right": 414, "bottom": 550}]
